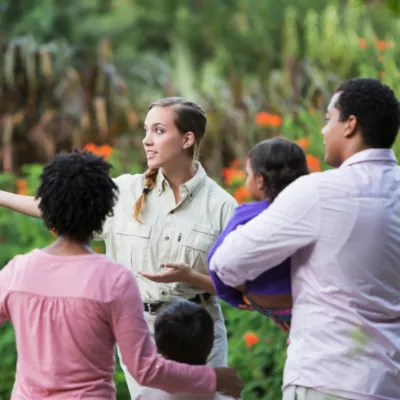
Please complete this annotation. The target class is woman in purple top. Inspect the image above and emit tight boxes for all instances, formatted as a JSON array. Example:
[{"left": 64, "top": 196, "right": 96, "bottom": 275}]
[{"left": 208, "top": 138, "right": 309, "bottom": 322}]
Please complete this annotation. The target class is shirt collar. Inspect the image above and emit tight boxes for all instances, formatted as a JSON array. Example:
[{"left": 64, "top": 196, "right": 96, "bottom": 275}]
[
  {"left": 340, "top": 148, "right": 397, "bottom": 169},
  {"left": 155, "top": 161, "right": 207, "bottom": 197}
]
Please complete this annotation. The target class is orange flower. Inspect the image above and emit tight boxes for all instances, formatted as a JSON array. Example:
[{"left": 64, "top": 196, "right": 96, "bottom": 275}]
[
  {"left": 16, "top": 179, "right": 28, "bottom": 195},
  {"left": 379, "top": 71, "right": 385, "bottom": 79},
  {"left": 83, "top": 143, "right": 113, "bottom": 160},
  {"left": 233, "top": 186, "right": 251, "bottom": 204},
  {"left": 83, "top": 142, "right": 97, "bottom": 153},
  {"left": 255, "top": 112, "right": 282, "bottom": 127},
  {"left": 359, "top": 37, "right": 367, "bottom": 49},
  {"left": 243, "top": 332, "right": 260, "bottom": 348},
  {"left": 377, "top": 40, "right": 386, "bottom": 51},
  {"left": 221, "top": 168, "right": 246, "bottom": 186},
  {"left": 296, "top": 137, "right": 310, "bottom": 151},
  {"left": 306, "top": 154, "right": 321, "bottom": 172}
]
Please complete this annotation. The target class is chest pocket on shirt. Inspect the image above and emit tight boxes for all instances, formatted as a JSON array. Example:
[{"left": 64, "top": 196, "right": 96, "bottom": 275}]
[
  {"left": 114, "top": 221, "right": 152, "bottom": 272},
  {"left": 182, "top": 224, "right": 219, "bottom": 274}
]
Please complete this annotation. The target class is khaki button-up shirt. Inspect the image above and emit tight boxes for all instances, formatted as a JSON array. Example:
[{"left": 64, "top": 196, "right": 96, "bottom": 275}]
[{"left": 98, "top": 163, "right": 237, "bottom": 302}]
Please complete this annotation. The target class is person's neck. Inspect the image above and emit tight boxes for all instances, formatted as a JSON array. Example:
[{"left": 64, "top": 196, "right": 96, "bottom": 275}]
[
  {"left": 43, "top": 236, "right": 93, "bottom": 256},
  {"left": 339, "top": 141, "right": 369, "bottom": 166},
  {"left": 161, "top": 159, "right": 197, "bottom": 199}
]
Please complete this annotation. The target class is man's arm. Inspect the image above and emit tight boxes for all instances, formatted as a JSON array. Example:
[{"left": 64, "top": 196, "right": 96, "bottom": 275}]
[{"left": 210, "top": 176, "right": 321, "bottom": 287}]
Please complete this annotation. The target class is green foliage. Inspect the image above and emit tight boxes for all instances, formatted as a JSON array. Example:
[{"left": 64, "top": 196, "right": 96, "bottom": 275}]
[
  {"left": 1, "top": 0, "right": 400, "bottom": 399},
  {"left": 223, "top": 303, "right": 288, "bottom": 400}
]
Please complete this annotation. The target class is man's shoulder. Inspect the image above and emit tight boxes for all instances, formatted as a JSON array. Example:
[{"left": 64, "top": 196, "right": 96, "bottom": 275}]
[{"left": 302, "top": 169, "right": 351, "bottom": 199}]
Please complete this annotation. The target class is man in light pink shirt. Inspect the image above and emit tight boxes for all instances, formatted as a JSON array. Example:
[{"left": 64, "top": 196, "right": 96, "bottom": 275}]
[
  {"left": 0, "top": 150, "right": 243, "bottom": 399},
  {"left": 210, "top": 78, "right": 400, "bottom": 400}
]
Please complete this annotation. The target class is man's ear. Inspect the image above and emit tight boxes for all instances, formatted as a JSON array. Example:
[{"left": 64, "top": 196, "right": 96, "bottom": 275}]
[{"left": 343, "top": 115, "right": 358, "bottom": 138}]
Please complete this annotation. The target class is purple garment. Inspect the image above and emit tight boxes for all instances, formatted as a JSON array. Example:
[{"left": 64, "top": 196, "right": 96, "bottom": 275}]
[{"left": 208, "top": 201, "right": 291, "bottom": 308}]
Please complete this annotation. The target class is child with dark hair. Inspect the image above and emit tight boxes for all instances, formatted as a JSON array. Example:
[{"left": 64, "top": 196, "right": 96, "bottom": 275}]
[
  {"left": 209, "top": 138, "right": 309, "bottom": 324},
  {"left": 136, "top": 299, "right": 232, "bottom": 400},
  {"left": 0, "top": 150, "right": 242, "bottom": 399}
]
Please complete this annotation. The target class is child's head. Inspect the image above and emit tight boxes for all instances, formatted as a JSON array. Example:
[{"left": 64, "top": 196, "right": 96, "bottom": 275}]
[
  {"left": 36, "top": 149, "right": 118, "bottom": 243},
  {"left": 154, "top": 299, "right": 214, "bottom": 365},
  {"left": 246, "top": 137, "right": 309, "bottom": 201}
]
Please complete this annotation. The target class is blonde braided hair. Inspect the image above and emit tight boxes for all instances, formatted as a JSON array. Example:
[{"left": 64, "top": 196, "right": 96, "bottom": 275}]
[{"left": 133, "top": 168, "right": 158, "bottom": 223}]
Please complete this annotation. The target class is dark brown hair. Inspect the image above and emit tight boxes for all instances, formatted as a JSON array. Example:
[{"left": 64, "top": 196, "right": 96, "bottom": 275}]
[
  {"left": 154, "top": 299, "right": 214, "bottom": 365},
  {"left": 134, "top": 97, "right": 207, "bottom": 222},
  {"left": 248, "top": 137, "right": 309, "bottom": 201}
]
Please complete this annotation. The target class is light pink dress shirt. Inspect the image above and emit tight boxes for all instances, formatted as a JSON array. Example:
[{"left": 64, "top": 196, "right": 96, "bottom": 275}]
[
  {"left": 0, "top": 249, "right": 216, "bottom": 399},
  {"left": 210, "top": 149, "right": 400, "bottom": 400}
]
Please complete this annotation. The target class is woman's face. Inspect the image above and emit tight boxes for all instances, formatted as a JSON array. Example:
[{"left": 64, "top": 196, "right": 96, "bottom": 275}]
[
  {"left": 143, "top": 106, "right": 194, "bottom": 170},
  {"left": 245, "top": 158, "right": 265, "bottom": 201}
]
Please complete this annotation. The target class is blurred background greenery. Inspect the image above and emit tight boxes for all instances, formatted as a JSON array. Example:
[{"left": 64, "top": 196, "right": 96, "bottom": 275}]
[{"left": 0, "top": 0, "right": 399, "bottom": 399}]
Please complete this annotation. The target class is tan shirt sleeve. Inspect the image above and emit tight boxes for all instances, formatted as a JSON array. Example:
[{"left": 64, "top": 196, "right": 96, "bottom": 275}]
[{"left": 93, "top": 174, "right": 141, "bottom": 241}]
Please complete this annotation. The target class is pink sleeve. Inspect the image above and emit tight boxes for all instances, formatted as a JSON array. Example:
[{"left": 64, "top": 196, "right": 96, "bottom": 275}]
[
  {"left": 110, "top": 270, "right": 216, "bottom": 395},
  {"left": 0, "top": 260, "right": 12, "bottom": 325}
]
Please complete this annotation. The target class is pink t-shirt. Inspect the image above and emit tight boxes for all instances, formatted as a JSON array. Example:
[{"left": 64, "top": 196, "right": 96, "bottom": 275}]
[{"left": 0, "top": 249, "right": 216, "bottom": 399}]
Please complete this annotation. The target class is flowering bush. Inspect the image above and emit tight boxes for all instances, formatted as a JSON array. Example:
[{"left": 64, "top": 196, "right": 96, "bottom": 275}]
[{"left": 1, "top": 1, "right": 400, "bottom": 399}]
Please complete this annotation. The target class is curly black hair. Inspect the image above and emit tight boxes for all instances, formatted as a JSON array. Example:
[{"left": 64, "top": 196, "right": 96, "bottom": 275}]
[
  {"left": 248, "top": 137, "right": 309, "bottom": 201},
  {"left": 335, "top": 78, "right": 400, "bottom": 149},
  {"left": 154, "top": 299, "right": 214, "bottom": 365},
  {"left": 36, "top": 149, "right": 119, "bottom": 242}
]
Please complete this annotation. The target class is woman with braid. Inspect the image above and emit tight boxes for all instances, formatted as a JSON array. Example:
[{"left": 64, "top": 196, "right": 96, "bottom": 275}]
[{"left": 0, "top": 98, "right": 237, "bottom": 397}]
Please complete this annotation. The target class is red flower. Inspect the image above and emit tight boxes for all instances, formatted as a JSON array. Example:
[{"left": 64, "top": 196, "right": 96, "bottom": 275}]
[
  {"left": 83, "top": 143, "right": 113, "bottom": 160},
  {"left": 296, "top": 137, "right": 310, "bottom": 151},
  {"left": 255, "top": 112, "right": 282, "bottom": 127},
  {"left": 233, "top": 186, "right": 251, "bottom": 204},
  {"left": 306, "top": 154, "right": 321, "bottom": 172},
  {"left": 222, "top": 168, "right": 246, "bottom": 186},
  {"left": 243, "top": 332, "right": 260, "bottom": 348},
  {"left": 16, "top": 179, "right": 28, "bottom": 195}
]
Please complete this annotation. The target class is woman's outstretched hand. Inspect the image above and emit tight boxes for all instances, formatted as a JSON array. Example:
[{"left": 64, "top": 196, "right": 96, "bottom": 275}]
[{"left": 138, "top": 263, "right": 192, "bottom": 283}]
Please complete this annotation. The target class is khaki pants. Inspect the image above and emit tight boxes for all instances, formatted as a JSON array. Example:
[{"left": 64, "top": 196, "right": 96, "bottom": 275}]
[
  {"left": 118, "top": 296, "right": 228, "bottom": 399},
  {"left": 283, "top": 386, "right": 351, "bottom": 400}
]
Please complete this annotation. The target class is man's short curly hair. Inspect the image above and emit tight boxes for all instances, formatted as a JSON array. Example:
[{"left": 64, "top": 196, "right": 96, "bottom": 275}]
[
  {"left": 335, "top": 78, "right": 400, "bottom": 149},
  {"left": 36, "top": 150, "right": 119, "bottom": 242}
]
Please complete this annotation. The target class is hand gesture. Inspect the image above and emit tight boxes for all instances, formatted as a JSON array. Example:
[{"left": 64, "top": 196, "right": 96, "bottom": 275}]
[
  {"left": 214, "top": 367, "right": 243, "bottom": 398},
  {"left": 138, "top": 263, "right": 192, "bottom": 284}
]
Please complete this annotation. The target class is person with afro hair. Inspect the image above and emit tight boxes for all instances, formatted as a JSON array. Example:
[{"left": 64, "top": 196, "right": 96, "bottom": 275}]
[{"left": 0, "top": 150, "right": 242, "bottom": 400}]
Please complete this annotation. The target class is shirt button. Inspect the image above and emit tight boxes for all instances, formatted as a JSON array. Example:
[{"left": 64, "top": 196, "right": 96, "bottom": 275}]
[{"left": 164, "top": 236, "right": 169, "bottom": 241}]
